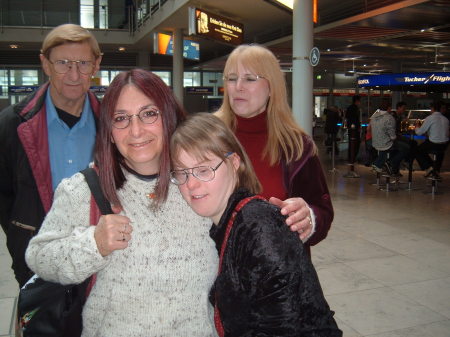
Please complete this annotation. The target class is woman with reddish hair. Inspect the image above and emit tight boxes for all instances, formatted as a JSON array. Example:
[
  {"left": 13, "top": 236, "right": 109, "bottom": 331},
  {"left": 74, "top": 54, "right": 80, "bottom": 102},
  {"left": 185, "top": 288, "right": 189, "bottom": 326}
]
[{"left": 26, "top": 69, "right": 217, "bottom": 336}]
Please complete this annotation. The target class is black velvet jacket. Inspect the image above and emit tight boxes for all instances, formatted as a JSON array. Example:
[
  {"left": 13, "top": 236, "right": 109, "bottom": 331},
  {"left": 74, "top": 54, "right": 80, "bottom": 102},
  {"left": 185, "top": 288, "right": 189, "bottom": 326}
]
[{"left": 209, "top": 189, "right": 342, "bottom": 337}]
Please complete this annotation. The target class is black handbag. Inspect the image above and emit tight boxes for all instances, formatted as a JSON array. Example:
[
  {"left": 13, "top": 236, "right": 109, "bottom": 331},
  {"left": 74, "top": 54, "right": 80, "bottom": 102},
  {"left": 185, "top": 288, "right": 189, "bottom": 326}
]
[{"left": 17, "top": 168, "right": 112, "bottom": 337}]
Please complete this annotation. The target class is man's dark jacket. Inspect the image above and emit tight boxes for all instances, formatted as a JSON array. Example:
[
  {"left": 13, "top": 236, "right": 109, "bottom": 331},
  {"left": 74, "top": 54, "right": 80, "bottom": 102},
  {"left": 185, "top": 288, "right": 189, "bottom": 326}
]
[
  {"left": 0, "top": 83, "right": 100, "bottom": 286},
  {"left": 345, "top": 103, "right": 360, "bottom": 131}
]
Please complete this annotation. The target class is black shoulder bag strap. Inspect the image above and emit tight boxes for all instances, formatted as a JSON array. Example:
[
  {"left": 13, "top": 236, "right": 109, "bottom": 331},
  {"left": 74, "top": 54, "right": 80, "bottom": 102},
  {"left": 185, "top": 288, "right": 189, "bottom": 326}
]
[{"left": 80, "top": 167, "right": 113, "bottom": 215}]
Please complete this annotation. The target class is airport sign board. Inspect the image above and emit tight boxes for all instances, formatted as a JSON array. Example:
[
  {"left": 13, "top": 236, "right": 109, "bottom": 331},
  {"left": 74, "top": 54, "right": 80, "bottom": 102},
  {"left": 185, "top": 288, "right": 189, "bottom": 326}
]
[{"left": 189, "top": 7, "right": 243, "bottom": 45}]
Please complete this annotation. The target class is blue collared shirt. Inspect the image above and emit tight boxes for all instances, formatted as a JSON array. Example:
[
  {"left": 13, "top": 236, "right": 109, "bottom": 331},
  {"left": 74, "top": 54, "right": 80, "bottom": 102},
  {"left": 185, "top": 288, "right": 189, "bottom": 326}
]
[{"left": 46, "top": 89, "right": 96, "bottom": 191}]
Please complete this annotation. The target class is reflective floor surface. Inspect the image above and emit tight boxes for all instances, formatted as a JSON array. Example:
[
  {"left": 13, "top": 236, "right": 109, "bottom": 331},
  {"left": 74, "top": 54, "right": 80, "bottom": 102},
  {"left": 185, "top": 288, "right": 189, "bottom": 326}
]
[{"left": 1, "top": 139, "right": 449, "bottom": 336}]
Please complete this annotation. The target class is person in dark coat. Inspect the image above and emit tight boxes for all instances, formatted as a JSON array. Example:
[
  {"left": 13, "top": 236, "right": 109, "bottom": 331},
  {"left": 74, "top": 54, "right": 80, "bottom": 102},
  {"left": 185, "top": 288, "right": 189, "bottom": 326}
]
[
  {"left": 324, "top": 105, "right": 341, "bottom": 154},
  {"left": 345, "top": 95, "right": 362, "bottom": 161},
  {"left": 170, "top": 112, "right": 342, "bottom": 337},
  {"left": 0, "top": 24, "right": 102, "bottom": 287}
]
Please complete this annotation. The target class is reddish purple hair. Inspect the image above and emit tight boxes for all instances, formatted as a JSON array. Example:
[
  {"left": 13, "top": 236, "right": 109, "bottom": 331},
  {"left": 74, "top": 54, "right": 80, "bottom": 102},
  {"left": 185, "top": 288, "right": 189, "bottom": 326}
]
[{"left": 95, "top": 69, "right": 186, "bottom": 208}]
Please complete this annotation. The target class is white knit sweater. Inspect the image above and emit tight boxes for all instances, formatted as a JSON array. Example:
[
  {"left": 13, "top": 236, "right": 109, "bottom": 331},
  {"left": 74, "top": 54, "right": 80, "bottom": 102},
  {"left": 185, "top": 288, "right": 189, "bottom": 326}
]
[{"left": 26, "top": 170, "right": 217, "bottom": 337}]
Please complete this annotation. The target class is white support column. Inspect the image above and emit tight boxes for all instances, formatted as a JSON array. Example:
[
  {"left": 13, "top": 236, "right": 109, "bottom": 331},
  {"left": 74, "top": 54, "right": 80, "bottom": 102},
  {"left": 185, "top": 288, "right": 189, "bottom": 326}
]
[
  {"left": 292, "top": 0, "right": 313, "bottom": 136},
  {"left": 173, "top": 28, "right": 184, "bottom": 104}
]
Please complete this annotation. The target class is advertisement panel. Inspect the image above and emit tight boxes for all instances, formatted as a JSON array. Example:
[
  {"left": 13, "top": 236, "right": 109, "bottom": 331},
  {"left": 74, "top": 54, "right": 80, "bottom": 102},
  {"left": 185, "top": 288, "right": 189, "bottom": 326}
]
[
  {"left": 357, "top": 72, "right": 450, "bottom": 88},
  {"left": 189, "top": 7, "right": 243, "bottom": 45},
  {"left": 185, "top": 87, "right": 214, "bottom": 95},
  {"left": 154, "top": 33, "right": 200, "bottom": 60}
]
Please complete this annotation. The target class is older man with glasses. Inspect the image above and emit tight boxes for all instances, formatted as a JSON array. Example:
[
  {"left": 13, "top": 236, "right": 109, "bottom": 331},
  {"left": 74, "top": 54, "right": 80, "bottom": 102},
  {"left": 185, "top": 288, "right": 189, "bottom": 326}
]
[{"left": 0, "top": 24, "right": 102, "bottom": 287}]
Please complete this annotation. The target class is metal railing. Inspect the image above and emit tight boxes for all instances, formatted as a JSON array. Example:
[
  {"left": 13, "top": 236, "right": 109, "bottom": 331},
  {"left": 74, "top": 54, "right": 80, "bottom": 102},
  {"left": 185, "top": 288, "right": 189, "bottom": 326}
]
[{"left": 0, "top": 0, "right": 168, "bottom": 33}]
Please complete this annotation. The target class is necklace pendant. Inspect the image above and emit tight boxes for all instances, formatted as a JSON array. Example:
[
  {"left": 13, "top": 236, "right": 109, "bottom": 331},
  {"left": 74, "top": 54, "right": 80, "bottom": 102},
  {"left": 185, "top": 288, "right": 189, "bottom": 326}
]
[{"left": 146, "top": 193, "right": 156, "bottom": 199}]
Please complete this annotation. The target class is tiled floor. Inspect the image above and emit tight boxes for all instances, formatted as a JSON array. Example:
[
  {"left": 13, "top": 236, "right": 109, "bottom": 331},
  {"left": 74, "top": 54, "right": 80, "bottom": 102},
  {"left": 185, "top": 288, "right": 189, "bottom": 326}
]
[{"left": 1, "top": 142, "right": 449, "bottom": 336}]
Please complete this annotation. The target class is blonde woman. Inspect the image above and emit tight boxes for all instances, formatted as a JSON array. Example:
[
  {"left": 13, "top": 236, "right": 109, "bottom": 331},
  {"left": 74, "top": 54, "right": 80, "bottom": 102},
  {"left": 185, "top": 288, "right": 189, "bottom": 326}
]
[{"left": 216, "top": 44, "right": 333, "bottom": 254}]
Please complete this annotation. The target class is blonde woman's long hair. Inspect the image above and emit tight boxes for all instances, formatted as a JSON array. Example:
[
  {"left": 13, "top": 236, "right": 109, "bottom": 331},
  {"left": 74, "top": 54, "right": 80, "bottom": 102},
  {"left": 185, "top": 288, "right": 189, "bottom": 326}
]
[
  {"left": 216, "top": 44, "right": 316, "bottom": 165},
  {"left": 170, "top": 113, "right": 261, "bottom": 195}
]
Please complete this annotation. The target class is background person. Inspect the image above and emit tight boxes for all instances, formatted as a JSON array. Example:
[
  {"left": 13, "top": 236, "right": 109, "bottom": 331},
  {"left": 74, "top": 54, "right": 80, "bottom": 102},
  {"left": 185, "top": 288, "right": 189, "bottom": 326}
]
[
  {"left": 324, "top": 105, "right": 341, "bottom": 155},
  {"left": 25, "top": 69, "right": 217, "bottom": 336},
  {"left": 370, "top": 102, "right": 409, "bottom": 176},
  {"left": 393, "top": 101, "right": 415, "bottom": 167},
  {"left": 345, "top": 94, "right": 362, "bottom": 161},
  {"left": 215, "top": 44, "right": 333, "bottom": 252},
  {"left": 170, "top": 112, "right": 342, "bottom": 337},
  {"left": 0, "top": 24, "right": 102, "bottom": 287},
  {"left": 393, "top": 101, "right": 408, "bottom": 136},
  {"left": 415, "top": 101, "right": 449, "bottom": 180}
]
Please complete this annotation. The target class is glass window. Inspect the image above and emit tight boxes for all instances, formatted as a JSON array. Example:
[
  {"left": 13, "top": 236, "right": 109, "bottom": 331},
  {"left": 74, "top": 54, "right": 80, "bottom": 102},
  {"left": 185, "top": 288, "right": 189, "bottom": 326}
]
[
  {"left": 99, "top": 0, "right": 109, "bottom": 29},
  {"left": 202, "top": 72, "right": 223, "bottom": 87},
  {"left": 80, "top": 0, "right": 94, "bottom": 28},
  {"left": 184, "top": 72, "right": 201, "bottom": 87},
  {"left": 153, "top": 71, "right": 171, "bottom": 86},
  {"left": 99, "top": 70, "right": 110, "bottom": 86},
  {"left": 0, "top": 70, "right": 8, "bottom": 98},
  {"left": 10, "top": 70, "right": 38, "bottom": 86},
  {"left": 99, "top": 70, "right": 123, "bottom": 86},
  {"left": 109, "top": 70, "right": 121, "bottom": 83}
]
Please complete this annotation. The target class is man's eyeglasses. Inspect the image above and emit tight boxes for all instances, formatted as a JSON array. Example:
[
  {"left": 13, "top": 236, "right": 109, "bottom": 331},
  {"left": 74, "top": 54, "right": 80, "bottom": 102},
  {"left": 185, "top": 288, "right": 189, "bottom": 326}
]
[
  {"left": 223, "top": 74, "right": 265, "bottom": 84},
  {"left": 112, "top": 109, "right": 160, "bottom": 129},
  {"left": 170, "top": 152, "right": 234, "bottom": 185},
  {"left": 49, "top": 59, "right": 94, "bottom": 75}
]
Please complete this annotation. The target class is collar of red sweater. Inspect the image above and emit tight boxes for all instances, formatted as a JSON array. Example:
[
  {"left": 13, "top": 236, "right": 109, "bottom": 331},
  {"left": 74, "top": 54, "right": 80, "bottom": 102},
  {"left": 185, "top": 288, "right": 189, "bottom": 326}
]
[{"left": 235, "top": 110, "right": 267, "bottom": 134}]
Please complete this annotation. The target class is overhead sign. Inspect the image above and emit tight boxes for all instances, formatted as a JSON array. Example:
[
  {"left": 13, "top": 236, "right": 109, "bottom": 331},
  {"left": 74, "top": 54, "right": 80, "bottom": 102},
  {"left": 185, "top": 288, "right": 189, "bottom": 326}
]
[
  {"left": 185, "top": 86, "right": 214, "bottom": 95},
  {"left": 309, "top": 47, "right": 320, "bottom": 67},
  {"left": 357, "top": 72, "right": 450, "bottom": 87},
  {"left": 188, "top": 7, "right": 243, "bottom": 45},
  {"left": 89, "top": 86, "right": 108, "bottom": 94},
  {"left": 154, "top": 33, "right": 200, "bottom": 60},
  {"left": 9, "top": 85, "right": 39, "bottom": 94}
]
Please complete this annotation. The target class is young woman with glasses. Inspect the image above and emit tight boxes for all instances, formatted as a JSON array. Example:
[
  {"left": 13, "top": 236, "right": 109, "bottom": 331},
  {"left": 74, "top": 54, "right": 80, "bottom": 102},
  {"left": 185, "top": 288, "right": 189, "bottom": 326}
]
[
  {"left": 216, "top": 44, "right": 334, "bottom": 255},
  {"left": 26, "top": 69, "right": 217, "bottom": 336},
  {"left": 170, "top": 112, "right": 342, "bottom": 336}
]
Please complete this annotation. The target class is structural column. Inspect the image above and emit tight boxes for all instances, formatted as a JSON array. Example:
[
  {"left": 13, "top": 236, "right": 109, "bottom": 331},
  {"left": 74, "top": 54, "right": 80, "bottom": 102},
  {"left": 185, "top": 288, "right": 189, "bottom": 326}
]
[
  {"left": 137, "top": 51, "right": 150, "bottom": 69},
  {"left": 292, "top": 0, "right": 313, "bottom": 135},
  {"left": 329, "top": 73, "right": 335, "bottom": 107},
  {"left": 391, "top": 61, "right": 403, "bottom": 107},
  {"left": 173, "top": 28, "right": 184, "bottom": 104}
]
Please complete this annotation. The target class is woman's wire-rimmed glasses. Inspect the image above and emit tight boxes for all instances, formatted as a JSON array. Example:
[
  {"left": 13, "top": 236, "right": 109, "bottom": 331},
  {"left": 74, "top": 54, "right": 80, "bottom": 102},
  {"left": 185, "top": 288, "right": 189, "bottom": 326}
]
[
  {"left": 112, "top": 109, "right": 160, "bottom": 129},
  {"left": 48, "top": 59, "right": 94, "bottom": 75},
  {"left": 223, "top": 73, "right": 265, "bottom": 84},
  {"left": 170, "top": 152, "right": 234, "bottom": 185}
]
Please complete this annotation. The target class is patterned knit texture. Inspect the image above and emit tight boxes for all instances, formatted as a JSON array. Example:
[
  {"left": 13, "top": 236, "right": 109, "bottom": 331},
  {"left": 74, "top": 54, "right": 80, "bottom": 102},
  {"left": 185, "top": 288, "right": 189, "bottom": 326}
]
[{"left": 26, "top": 170, "right": 217, "bottom": 336}]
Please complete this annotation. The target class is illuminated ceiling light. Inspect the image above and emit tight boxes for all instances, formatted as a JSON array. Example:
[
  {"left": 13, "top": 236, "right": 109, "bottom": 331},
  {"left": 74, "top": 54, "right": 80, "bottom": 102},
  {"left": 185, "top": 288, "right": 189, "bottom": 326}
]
[
  {"left": 118, "top": 47, "right": 126, "bottom": 52},
  {"left": 10, "top": 44, "right": 19, "bottom": 49},
  {"left": 327, "top": 48, "right": 331, "bottom": 52},
  {"left": 272, "top": 0, "right": 293, "bottom": 9},
  {"left": 363, "top": 64, "right": 367, "bottom": 67},
  {"left": 420, "top": 29, "right": 426, "bottom": 32}
]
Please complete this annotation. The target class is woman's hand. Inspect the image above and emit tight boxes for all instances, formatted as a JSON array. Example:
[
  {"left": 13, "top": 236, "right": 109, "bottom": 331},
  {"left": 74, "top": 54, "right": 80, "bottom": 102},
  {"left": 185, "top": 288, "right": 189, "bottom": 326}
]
[
  {"left": 94, "top": 214, "right": 133, "bottom": 257},
  {"left": 269, "top": 197, "right": 313, "bottom": 242}
]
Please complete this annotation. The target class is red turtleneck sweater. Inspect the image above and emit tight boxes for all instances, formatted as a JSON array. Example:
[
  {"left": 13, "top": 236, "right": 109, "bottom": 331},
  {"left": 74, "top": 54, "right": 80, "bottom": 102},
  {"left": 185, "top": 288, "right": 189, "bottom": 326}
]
[{"left": 235, "top": 111, "right": 287, "bottom": 200}]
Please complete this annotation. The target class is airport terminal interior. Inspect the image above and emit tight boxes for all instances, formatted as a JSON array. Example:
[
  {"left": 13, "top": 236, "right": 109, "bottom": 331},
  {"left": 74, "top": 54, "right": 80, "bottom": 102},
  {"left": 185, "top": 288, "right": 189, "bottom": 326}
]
[{"left": 1, "top": 0, "right": 450, "bottom": 336}]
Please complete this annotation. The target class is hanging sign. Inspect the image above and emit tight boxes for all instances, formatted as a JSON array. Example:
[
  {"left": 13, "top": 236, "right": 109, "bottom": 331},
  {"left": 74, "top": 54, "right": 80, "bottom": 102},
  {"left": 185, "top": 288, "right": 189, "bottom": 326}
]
[{"left": 188, "top": 7, "right": 243, "bottom": 45}]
